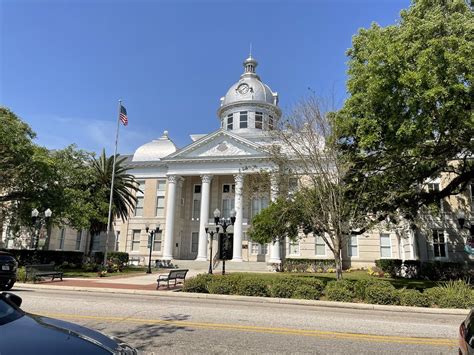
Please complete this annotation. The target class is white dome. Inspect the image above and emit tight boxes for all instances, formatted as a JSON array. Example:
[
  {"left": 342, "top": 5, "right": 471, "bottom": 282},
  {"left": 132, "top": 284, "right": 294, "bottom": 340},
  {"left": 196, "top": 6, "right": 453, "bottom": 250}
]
[
  {"left": 220, "top": 56, "right": 278, "bottom": 107},
  {"left": 132, "top": 131, "right": 177, "bottom": 162}
]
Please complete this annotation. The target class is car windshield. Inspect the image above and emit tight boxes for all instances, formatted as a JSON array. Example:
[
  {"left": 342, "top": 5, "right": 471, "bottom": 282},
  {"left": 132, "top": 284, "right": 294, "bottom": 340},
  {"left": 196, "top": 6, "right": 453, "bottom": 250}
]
[
  {"left": 0, "top": 297, "right": 23, "bottom": 326},
  {"left": 0, "top": 256, "right": 14, "bottom": 262}
]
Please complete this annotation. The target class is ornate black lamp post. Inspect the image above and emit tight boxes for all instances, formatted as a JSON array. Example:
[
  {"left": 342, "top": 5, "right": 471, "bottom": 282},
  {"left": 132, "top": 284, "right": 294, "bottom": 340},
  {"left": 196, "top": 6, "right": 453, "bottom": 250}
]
[
  {"left": 31, "top": 208, "right": 52, "bottom": 250},
  {"left": 213, "top": 208, "right": 236, "bottom": 275},
  {"left": 205, "top": 225, "right": 219, "bottom": 274},
  {"left": 145, "top": 225, "right": 162, "bottom": 274}
]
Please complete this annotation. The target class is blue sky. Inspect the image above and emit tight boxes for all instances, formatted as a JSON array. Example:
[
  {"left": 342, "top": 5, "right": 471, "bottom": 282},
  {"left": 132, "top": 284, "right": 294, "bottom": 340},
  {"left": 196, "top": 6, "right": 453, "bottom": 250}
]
[{"left": 1, "top": 0, "right": 411, "bottom": 155}]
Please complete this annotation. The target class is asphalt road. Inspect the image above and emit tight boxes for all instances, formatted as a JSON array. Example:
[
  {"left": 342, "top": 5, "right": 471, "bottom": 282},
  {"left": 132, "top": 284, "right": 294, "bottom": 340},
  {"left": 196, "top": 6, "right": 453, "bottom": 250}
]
[{"left": 12, "top": 287, "right": 465, "bottom": 354}]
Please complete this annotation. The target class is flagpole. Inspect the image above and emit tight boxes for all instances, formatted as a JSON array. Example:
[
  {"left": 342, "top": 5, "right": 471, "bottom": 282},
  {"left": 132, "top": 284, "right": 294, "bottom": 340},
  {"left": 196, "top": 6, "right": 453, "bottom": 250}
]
[{"left": 103, "top": 99, "right": 122, "bottom": 268}]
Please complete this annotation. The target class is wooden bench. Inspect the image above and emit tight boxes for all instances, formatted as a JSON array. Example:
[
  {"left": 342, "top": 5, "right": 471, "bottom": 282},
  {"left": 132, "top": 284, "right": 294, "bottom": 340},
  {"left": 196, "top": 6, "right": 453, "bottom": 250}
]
[
  {"left": 25, "top": 264, "right": 63, "bottom": 283},
  {"left": 156, "top": 269, "right": 188, "bottom": 289}
]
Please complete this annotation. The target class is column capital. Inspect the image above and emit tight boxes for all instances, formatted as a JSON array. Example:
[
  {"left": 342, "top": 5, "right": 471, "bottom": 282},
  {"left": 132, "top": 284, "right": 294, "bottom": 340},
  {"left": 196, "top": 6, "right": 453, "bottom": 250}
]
[
  {"left": 200, "top": 174, "right": 213, "bottom": 184},
  {"left": 167, "top": 175, "right": 180, "bottom": 184},
  {"left": 233, "top": 173, "right": 244, "bottom": 185}
]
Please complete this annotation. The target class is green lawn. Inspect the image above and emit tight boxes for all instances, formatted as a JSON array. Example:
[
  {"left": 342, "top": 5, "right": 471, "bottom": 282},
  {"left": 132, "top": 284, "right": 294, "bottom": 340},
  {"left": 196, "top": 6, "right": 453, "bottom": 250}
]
[{"left": 62, "top": 266, "right": 149, "bottom": 278}]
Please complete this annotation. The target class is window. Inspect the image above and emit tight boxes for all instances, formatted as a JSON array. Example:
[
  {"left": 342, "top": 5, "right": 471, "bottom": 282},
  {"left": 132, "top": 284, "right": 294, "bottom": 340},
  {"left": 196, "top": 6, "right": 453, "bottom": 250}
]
[
  {"left": 427, "top": 182, "right": 443, "bottom": 211},
  {"left": 135, "top": 181, "right": 145, "bottom": 217},
  {"left": 192, "top": 184, "right": 201, "bottom": 220},
  {"left": 269, "top": 115, "right": 274, "bottom": 130},
  {"left": 222, "top": 198, "right": 235, "bottom": 218},
  {"left": 240, "top": 111, "right": 248, "bottom": 128},
  {"left": 191, "top": 232, "right": 199, "bottom": 253},
  {"left": 152, "top": 232, "right": 162, "bottom": 252},
  {"left": 288, "top": 177, "right": 299, "bottom": 194},
  {"left": 157, "top": 180, "right": 166, "bottom": 192},
  {"left": 222, "top": 184, "right": 235, "bottom": 193},
  {"left": 115, "top": 231, "right": 120, "bottom": 251},
  {"left": 433, "top": 229, "right": 447, "bottom": 258},
  {"left": 156, "top": 196, "right": 165, "bottom": 217},
  {"left": 131, "top": 230, "right": 141, "bottom": 251},
  {"left": 315, "top": 235, "right": 326, "bottom": 256},
  {"left": 227, "top": 114, "right": 233, "bottom": 130},
  {"left": 348, "top": 236, "right": 358, "bottom": 257},
  {"left": 92, "top": 233, "right": 101, "bottom": 251},
  {"left": 250, "top": 242, "right": 267, "bottom": 255},
  {"left": 260, "top": 243, "right": 268, "bottom": 255},
  {"left": 250, "top": 242, "right": 260, "bottom": 255},
  {"left": 289, "top": 241, "right": 300, "bottom": 255},
  {"left": 251, "top": 197, "right": 269, "bottom": 218},
  {"left": 75, "top": 231, "right": 82, "bottom": 251},
  {"left": 255, "top": 112, "right": 263, "bottom": 129},
  {"left": 380, "top": 233, "right": 392, "bottom": 258},
  {"left": 59, "top": 228, "right": 65, "bottom": 250}
]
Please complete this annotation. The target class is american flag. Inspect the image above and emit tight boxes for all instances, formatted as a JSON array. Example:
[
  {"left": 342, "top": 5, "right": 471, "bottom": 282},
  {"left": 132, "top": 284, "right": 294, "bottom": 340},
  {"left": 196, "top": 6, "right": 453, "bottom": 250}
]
[{"left": 119, "top": 104, "right": 128, "bottom": 126}]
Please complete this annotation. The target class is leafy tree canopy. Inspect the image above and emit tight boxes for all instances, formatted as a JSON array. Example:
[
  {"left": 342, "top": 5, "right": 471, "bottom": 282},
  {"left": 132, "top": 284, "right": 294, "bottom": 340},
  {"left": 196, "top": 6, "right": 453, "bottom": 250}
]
[{"left": 335, "top": 0, "right": 473, "bottom": 218}]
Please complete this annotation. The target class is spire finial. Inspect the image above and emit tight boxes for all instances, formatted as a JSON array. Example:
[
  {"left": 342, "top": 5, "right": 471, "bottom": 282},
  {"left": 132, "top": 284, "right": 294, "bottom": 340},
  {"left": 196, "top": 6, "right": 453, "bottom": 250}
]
[{"left": 249, "top": 42, "right": 252, "bottom": 58}]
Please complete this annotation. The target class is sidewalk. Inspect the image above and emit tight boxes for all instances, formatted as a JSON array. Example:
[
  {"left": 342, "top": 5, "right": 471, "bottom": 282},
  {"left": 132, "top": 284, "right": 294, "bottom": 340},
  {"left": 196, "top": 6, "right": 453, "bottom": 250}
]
[{"left": 17, "top": 269, "right": 202, "bottom": 291}]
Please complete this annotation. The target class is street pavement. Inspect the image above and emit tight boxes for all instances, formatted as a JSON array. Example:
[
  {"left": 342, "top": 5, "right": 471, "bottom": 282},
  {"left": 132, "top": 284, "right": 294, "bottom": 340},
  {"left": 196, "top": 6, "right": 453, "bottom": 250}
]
[{"left": 10, "top": 286, "right": 465, "bottom": 354}]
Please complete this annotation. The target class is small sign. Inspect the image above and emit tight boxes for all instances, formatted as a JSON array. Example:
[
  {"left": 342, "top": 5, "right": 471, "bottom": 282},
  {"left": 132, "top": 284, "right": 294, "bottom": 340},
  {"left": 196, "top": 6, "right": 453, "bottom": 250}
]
[{"left": 2, "top": 265, "right": 10, "bottom": 271}]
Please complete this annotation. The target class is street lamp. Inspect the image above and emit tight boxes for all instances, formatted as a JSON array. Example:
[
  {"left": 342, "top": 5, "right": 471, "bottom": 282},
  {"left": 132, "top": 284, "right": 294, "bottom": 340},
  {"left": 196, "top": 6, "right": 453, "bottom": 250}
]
[
  {"left": 213, "top": 208, "right": 236, "bottom": 275},
  {"left": 205, "top": 224, "right": 220, "bottom": 274},
  {"left": 456, "top": 211, "right": 474, "bottom": 255},
  {"left": 31, "top": 208, "right": 52, "bottom": 249},
  {"left": 145, "top": 225, "right": 162, "bottom": 274}
]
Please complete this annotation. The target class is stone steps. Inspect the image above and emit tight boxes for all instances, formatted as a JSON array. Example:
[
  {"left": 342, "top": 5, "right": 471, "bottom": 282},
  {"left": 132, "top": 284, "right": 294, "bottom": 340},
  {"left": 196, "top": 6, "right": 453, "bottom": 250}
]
[{"left": 171, "top": 259, "right": 270, "bottom": 272}]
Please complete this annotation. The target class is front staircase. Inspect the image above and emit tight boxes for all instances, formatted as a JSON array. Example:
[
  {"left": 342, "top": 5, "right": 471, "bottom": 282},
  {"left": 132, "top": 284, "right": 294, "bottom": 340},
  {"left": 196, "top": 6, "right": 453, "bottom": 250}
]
[{"left": 171, "top": 259, "right": 270, "bottom": 272}]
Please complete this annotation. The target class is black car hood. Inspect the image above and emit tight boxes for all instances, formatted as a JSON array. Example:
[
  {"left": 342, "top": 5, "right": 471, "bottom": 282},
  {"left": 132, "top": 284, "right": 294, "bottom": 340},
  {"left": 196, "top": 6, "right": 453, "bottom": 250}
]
[{"left": 0, "top": 313, "right": 120, "bottom": 354}]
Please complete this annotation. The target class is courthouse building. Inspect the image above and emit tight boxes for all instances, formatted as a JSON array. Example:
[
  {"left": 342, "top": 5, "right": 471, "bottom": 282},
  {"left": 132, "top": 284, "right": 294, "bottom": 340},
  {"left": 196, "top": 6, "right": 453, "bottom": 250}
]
[{"left": 3, "top": 55, "right": 473, "bottom": 269}]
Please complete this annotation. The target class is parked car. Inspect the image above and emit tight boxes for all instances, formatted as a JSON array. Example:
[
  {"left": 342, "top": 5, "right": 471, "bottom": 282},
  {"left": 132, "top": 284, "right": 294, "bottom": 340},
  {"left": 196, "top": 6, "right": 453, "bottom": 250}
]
[
  {"left": 0, "top": 251, "right": 17, "bottom": 290},
  {"left": 0, "top": 292, "right": 137, "bottom": 354},
  {"left": 460, "top": 308, "right": 474, "bottom": 355}
]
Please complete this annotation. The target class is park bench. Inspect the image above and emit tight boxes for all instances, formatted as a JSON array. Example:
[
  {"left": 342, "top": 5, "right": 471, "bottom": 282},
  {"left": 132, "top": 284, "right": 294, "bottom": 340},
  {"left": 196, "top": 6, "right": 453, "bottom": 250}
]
[
  {"left": 25, "top": 264, "right": 63, "bottom": 283},
  {"left": 156, "top": 269, "right": 188, "bottom": 289}
]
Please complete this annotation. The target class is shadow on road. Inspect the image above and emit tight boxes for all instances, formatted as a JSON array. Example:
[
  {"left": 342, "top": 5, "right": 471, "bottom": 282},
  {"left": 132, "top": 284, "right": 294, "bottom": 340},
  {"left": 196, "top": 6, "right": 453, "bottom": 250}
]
[{"left": 110, "top": 313, "right": 194, "bottom": 350}]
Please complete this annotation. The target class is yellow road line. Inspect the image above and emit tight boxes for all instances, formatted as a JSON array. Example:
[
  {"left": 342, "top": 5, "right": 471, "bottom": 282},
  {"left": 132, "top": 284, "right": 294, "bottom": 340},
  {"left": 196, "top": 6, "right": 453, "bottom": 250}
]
[{"left": 35, "top": 312, "right": 458, "bottom": 347}]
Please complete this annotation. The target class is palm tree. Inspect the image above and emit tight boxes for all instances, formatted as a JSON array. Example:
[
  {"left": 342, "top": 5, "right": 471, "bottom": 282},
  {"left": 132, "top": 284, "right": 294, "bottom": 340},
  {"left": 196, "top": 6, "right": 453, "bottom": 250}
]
[{"left": 88, "top": 149, "right": 139, "bottom": 253}]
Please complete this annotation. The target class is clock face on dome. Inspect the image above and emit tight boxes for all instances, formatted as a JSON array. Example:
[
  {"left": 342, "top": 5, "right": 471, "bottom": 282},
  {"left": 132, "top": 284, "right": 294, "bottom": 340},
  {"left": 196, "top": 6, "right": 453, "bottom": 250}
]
[{"left": 237, "top": 83, "right": 250, "bottom": 95}]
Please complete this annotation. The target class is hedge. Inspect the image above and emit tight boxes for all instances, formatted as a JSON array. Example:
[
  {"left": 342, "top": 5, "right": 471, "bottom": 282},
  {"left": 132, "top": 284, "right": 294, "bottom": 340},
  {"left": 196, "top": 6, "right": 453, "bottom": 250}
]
[
  {"left": 282, "top": 259, "right": 336, "bottom": 273},
  {"left": 182, "top": 273, "right": 474, "bottom": 308},
  {"left": 1, "top": 249, "right": 84, "bottom": 267},
  {"left": 374, "top": 259, "right": 474, "bottom": 281}
]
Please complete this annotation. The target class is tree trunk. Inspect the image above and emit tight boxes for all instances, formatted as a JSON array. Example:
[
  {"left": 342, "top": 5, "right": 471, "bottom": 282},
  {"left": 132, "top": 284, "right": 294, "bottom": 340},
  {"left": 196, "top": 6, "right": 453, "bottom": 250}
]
[{"left": 334, "top": 249, "right": 343, "bottom": 280}]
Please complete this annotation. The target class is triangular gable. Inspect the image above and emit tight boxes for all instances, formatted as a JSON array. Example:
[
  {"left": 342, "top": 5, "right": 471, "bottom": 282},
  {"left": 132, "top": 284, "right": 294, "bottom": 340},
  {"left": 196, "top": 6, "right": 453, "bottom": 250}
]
[{"left": 164, "top": 129, "right": 267, "bottom": 160}]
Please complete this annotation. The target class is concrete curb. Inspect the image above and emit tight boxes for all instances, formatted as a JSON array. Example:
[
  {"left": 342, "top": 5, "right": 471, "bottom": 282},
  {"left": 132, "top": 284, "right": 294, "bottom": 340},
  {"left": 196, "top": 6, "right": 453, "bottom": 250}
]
[{"left": 12, "top": 283, "right": 469, "bottom": 316}]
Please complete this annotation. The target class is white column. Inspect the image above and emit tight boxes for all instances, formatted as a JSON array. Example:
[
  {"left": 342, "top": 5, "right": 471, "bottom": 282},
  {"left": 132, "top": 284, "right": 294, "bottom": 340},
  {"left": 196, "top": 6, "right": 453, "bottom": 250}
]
[
  {"left": 232, "top": 173, "right": 244, "bottom": 261},
  {"left": 268, "top": 173, "right": 281, "bottom": 264},
  {"left": 196, "top": 174, "right": 212, "bottom": 261},
  {"left": 162, "top": 175, "right": 179, "bottom": 260}
]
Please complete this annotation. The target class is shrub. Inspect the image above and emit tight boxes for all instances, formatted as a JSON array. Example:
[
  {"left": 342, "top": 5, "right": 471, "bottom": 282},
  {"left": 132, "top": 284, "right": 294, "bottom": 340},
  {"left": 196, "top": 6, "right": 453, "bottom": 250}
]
[
  {"left": 2, "top": 249, "right": 84, "bottom": 267},
  {"left": 107, "top": 252, "right": 129, "bottom": 269},
  {"left": 398, "top": 288, "right": 430, "bottom": 307},
  {"left": 353, "top": 279, "right": 386, "bottom": 300},
  {"left": 237, "top": 278, "right": 269, "bottom": 297},
  {"left": 182, "top": 274, "right": 213, "bottom": 293},
  {"left": 16, "top": 267, "right": 27, "bottom": 282},
  {"left": 82, "top": 262, "right": 99, "bottom": 272},
  {"left": 425, "top": 280, "right": 474, "bottom": 309},
  {"left": 207, "top": 275, "right": 242, "bottom": 295},
  {"left": 270, "top": 278, "right": 299, "bottom": 298},
  {"left": 282, "top": 259, "right": 336, "bottom": 273},
  {"left": 293, "top": 284, "right": 322, "bottom": 300},
  {"left": 401, "top": 260, "right": 420, "bottom": 278},
  {"left": 365, "top": 282, "right": 399, "bottom": 305},
  {"left": 325, "top": 280, "right": 355, "bottom": 302},
  {"left": 375, "top": 259, "right": 403, "bottom": 277}
]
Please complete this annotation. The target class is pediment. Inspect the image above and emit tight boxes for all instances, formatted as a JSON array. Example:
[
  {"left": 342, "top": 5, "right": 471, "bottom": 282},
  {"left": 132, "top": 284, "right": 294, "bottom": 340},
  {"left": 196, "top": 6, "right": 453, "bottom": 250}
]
[{"left": 164, "top": 130, "right": 266, "bottom": 160}]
